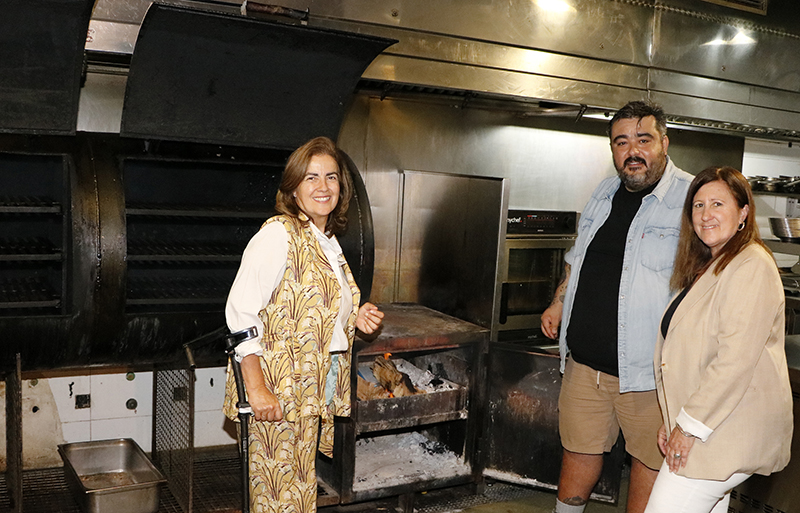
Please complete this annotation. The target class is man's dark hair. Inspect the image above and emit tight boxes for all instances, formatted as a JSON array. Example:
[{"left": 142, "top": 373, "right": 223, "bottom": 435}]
[{"left": 607, "top": 100, "right": 667, "bottom": 139}]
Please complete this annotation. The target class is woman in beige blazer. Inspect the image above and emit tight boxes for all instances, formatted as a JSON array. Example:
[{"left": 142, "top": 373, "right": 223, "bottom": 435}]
[{"left": 644, "top": 166, "right": 792, "bottom": 513}]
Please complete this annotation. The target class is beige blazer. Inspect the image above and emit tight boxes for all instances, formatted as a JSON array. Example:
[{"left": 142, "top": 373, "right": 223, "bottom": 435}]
[{"left": 655, "top": 243, "right": 792, "bottom": 480}]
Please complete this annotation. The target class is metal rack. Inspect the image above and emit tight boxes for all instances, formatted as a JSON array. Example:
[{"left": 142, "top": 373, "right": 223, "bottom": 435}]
[
  {"left": 122, "top": 157, "right": 282, "bottom": 314},
  {"left": 0, "top": 155, "right": 68, "bottom": 316}
]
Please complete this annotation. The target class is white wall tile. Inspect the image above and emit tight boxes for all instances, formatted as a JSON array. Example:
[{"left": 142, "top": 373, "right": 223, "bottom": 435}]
[
  {"left": 194, "top": 410, "right": 237, "bottom": 447},
  {"left": 90, "top": 371, "right": 153, "bottom": 420},
  {"left": 48, "top": 375, "right": 91, "bottom": 423},
  {"left": 61, "top": 421, "right": 91, "bottom": 443},
  {"left": 91, "top": 416, "right": 153, "bottom": 452},
  {"left": 194, "top": 367, "right": 227, "bottom": 412}
]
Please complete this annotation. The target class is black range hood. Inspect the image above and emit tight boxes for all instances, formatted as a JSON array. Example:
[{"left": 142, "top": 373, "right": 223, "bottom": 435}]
[
  {"left": 0, "top": 0, "right": 94, "bottom": 135},
  {"left": 122, "top": 2, "right": 395, "bottom": 148}
]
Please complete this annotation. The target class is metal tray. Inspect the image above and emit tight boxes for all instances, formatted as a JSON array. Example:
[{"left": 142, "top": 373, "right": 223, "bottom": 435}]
[{"left": 58, "top": 438, "right": 166, "bottom": 513}]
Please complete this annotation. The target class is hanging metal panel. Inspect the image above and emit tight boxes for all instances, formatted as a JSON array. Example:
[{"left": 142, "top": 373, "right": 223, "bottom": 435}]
[
  {"left": 0, "top": 0, "right": 94, "bottom": 135},
  {"left": 121, "top": 2, "right": 395, "bottom": 149}
]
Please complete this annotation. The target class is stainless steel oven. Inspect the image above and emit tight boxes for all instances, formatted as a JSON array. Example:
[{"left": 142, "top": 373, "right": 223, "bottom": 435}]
[{"left": 493, "top": 210, "right": 577, "bottom": 343}]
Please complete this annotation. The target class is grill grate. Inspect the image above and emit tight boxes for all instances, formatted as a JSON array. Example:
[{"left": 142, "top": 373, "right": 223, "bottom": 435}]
[
  {"left": 0, "top": 237, "right": 58, "bottom": 257},
  {"left": 0, "top": 277, "right": 59, "bottom": 308},
  {"left": 128, "top": 276, "right": 230, "bottom": 304},
  {"left": 127, "top": 240, "right": 242, "bottom": 262}
]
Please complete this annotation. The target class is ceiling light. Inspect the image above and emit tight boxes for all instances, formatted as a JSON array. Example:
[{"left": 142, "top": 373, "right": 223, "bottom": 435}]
[{"left": 535, "top": 0, "right": 576, "bottom": 13}]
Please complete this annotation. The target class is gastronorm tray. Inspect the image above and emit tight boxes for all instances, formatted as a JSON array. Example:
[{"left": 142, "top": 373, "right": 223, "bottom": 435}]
[{"left": 58, "top": 438, "right": 166, "bottom": 513}]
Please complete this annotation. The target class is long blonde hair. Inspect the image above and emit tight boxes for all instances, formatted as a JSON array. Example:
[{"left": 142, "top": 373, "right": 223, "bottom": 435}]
[{"left": 671, "top": 166, "right": 768, "bottom": 291}]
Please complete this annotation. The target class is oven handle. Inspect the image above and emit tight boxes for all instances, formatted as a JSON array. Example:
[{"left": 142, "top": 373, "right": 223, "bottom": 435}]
[{"left": 499, "top": 283, "right": 508, "bottom": 324}]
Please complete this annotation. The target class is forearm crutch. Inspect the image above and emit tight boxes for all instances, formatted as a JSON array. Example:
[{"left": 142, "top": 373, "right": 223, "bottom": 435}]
[{"left": 224, "top": 326, "right": 258, "bottom": 513}]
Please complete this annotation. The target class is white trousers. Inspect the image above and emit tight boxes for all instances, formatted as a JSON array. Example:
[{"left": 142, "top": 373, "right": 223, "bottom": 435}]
[{"left": 644, "top": 461, "right": 750, "bottom": 513}]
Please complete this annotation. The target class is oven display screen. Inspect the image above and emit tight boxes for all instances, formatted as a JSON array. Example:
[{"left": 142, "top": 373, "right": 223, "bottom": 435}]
[{"left": 506, "top": 210, "right": 576, "bottom": 235}]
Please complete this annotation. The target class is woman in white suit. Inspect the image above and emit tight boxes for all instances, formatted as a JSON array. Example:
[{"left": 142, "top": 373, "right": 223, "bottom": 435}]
[{"left": 644, "top": 166, "right": 792, "bottom": 513}]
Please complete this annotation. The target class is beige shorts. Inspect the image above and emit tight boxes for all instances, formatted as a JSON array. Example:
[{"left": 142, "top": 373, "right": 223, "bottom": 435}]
[{"left": 558, "top": 358, "right": 664, "bottom": 470}]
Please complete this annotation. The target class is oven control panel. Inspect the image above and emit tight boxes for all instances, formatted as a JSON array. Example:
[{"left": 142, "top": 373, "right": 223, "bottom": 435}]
[{"left": 506, "top": 210, "right": 577, "bottom": 236}]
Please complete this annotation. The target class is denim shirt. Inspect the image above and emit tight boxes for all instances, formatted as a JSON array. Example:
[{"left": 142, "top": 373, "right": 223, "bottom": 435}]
[{"left": 559, "top": 158, "right": 692, "bottom": 392}]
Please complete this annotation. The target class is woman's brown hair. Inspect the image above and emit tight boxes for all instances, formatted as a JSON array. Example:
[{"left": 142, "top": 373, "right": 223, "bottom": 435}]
[
  {"left": 671, "top": 166, "right": 768, "bottom": 291},
  {"left": 274, "top": 136, "right": 353, "bottom": 235}
]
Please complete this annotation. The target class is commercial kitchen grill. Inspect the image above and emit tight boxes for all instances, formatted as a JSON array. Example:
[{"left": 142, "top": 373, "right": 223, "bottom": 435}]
[
  {"left": 0, "top": 1, "right": 394, "bottom": 373},
  {"left": 1, "top": 2, "right": 394, "bottom": 511},
  {"left": 1, "top": 2, "right": 631, "bottom": 511}
]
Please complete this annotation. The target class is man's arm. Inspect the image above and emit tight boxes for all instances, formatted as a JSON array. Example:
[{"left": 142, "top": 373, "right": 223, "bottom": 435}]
[{"left": 540, "top": 263, "right": 571, "bottom": 339}]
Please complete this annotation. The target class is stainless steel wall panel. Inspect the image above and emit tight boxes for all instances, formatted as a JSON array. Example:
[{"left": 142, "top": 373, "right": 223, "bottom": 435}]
[
  {"left": 83, "top": 0, "right": 800, "bottom": 140},
  {"left": 398, "top": 170, "right": 506, "bottom": 328},
  {"left": 652, "top": 8, "right": 800, "bottom": 93},
  {"left": 653, "top": 91, "right": 800, "bottom": 135},
  {"left": 280, "top": 0, "right": 654, "bottom": 65},
  {"left": 306, "top": 18, "right": 649, "bottom": 90},
  {"left": 91, "top": 0, "right": 150, "bottom": 23},
  {"left": 362, "top": 55, "right": 646, "bottom": 110},
  {"left": 650, "top": 69, "right": 800, "bottom": 122},
  {"left": 77, "top": 72, "right": 127, "bottom": 133},
  {"left": 86, "top": 20, "right": 140, "bottom": 54},
  {"left": 338, "top": 95, "right": 621, "bottom": 304}
]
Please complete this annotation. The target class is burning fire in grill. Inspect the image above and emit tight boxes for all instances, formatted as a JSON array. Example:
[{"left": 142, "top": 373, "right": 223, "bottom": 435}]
[{"left": 356, "top": 353, "right": 457, "bottom": 401}]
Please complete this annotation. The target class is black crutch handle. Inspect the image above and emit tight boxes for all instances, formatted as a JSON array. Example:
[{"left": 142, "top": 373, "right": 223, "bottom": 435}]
[{"left": 225, "top": 326, "right": 258, "bottom": 353}]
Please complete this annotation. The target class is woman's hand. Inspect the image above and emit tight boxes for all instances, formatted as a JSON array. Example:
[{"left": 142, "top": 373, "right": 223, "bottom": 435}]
[
  {"left": 247, "top": 384, "right": 284, "bottom": 422},
  {"left": 356, "top": 302, "right": 384, "bottom": 334},
  {"left": 665, "top": 426, "right": 695, "bottom": 473},
  {"left": 657, "top": 424, "right": 668, "bottom": 456},
  {"left": 240, "top": 354, "right": 283, "bottom": 422}
]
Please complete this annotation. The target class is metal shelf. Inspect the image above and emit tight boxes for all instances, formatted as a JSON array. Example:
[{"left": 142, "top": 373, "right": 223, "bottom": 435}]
[
  {"left": 766, "top": 239, "right": 800, "bottom": 256},
  {"left": 753, "top": 190, "right": 800, "bottom": 200},
  {"left": 127, "top": 276, "right": 230, "bottom": 305},
  {"left": 127, "top": 241, "right": 242, "bottom": 262},
  {"left": 0, "top": 278, "right": 61, "bottom": 309},
  {"left": 0, "top": 238, "right": 62, "bottom": 261},
  {"left": 126, "top": 205, "right": 269, "bottom": 219},
  {"left": 0, "top": 197, "right": 60, "bottom": 212}
]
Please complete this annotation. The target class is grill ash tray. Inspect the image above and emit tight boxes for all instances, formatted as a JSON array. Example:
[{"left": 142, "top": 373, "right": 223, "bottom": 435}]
[
  {"left": 58, "top": 438, "right": 166, "bottom": 513},
  {"left": 356, "top": 359, "right": 467, "bottom": 433}
]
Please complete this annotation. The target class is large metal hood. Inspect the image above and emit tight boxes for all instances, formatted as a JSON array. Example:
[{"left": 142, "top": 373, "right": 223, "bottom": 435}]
[
  {"left": 87, "top": 0, "right": 800, "bottom": 141},
  {"left": 121, "top": 3, "right": 394, "bottom": 148},
  {"left": 0, "top": 0, "right": 94, "bottom": 134}
]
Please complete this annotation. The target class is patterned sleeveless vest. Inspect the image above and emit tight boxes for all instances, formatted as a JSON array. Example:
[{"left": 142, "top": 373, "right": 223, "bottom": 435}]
[{"left": 223, "top": 214, "right": 360, "bottom": 456}]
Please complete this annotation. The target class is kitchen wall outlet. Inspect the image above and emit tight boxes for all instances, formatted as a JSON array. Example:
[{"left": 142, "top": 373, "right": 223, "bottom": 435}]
[{"left": 75, "top": 394, "right": 91, "bottom": 409}]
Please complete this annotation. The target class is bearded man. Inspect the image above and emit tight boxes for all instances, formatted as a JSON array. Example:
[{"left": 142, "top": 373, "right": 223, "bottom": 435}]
[{"left": 541, "top": 101, "right": 692, "bottom": 513}]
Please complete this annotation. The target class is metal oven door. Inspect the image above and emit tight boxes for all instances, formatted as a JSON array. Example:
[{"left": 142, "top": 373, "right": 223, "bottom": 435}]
[{"left": 494, "top": 237, "right": 575, "bottom": 343}]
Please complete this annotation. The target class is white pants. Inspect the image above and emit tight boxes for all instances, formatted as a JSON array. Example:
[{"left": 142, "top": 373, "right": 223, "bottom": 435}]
[{"left": 644, "top": 461, "right": 750, "bottom": 513}]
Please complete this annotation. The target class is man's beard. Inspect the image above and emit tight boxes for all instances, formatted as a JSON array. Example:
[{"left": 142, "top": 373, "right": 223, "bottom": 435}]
[{"left": 616, "top": 155, "right": 667, "bottom": 192}]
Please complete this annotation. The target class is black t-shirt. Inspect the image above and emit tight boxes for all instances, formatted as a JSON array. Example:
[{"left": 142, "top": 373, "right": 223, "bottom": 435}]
[{"left": 566, "top": 182, "right": 656, "bottom": 376}]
